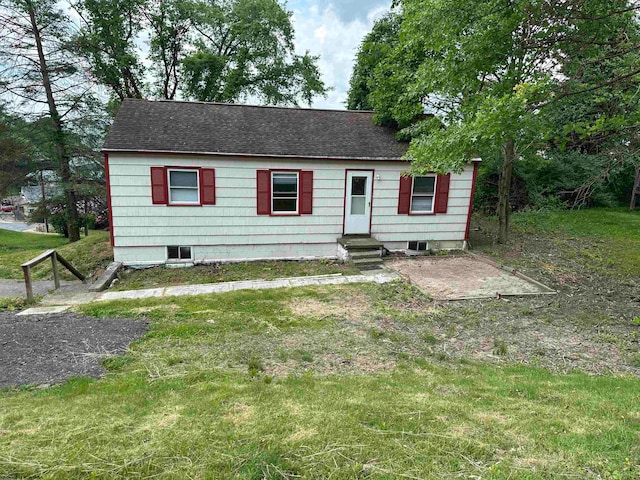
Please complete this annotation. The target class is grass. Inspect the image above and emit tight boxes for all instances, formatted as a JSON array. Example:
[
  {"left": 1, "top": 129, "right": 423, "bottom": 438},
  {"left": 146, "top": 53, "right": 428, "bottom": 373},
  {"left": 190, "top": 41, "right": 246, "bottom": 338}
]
[
  {"left": 115, "top": 260, "right": 360, "bottom": 291},
  {"left": 0, "top": 229, "right": 112, "bottom": 280},
  {"left": 1, "top": 282, "right": 639, "bottom": 479},
  {"left": 0, "top": 229, "right": 67, "bottom": 278},
  {"left": 0, "top": 296, "right": 28, "bottom": 311},
  {"left": 508, "top": 208, "right": 640, "bottom": 276},
  {"left": 511, "top": 207, "right": 640, "bottom": 239},
  {"left": 1, "top": 207, "right": 639, "bottom": 477}
]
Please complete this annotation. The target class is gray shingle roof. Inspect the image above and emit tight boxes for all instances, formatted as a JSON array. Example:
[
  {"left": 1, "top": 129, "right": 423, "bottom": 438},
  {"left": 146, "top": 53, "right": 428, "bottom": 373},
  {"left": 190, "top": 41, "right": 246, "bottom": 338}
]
[{"left": 102, "top": 99, "right": 408, "bottom": 160}]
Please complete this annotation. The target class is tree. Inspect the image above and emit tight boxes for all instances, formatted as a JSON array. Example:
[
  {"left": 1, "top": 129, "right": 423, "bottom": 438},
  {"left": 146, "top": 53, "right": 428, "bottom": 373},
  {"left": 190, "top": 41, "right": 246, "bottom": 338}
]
[
  {"left": 72, "top": 0, "right": 147, "bottom": 101},
  {"left": 347, "top": 12, "right": 400, "bottom": 111},
  {"left": 367, "top": 0, "right": 640, "bottom": 242},
  {"left": 0, "top": 109, "right": 32, "bottom": 196},
  {"left": 0, "top": 0, "right": 96, "bottom": 241},
  {"left": 74, "top": 0, "right": 328, "bottom": 105}
]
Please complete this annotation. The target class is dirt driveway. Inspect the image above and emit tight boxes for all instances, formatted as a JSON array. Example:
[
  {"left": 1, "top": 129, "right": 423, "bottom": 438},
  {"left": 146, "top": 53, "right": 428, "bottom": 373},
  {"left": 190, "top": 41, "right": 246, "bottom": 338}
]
[
  {"left": 0, "top": 311, "right": 147, "bottom": 388},
  {"left": 386, "top": 255, "right": 554, "bottom": 300}
]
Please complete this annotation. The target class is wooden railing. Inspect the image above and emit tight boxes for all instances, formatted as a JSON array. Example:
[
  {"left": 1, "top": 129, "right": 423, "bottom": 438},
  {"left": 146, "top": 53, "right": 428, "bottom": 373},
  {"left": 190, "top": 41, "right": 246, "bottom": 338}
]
[{"left": 22, "top": 249, "right": 85, "bottom": 302}]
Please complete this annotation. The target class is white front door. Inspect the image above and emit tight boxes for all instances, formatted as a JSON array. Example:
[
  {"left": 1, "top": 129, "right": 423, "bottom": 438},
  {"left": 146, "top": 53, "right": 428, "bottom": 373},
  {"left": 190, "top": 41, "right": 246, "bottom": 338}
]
[{"left": 344, "top": 170, "right": 373, "bottom": 235}]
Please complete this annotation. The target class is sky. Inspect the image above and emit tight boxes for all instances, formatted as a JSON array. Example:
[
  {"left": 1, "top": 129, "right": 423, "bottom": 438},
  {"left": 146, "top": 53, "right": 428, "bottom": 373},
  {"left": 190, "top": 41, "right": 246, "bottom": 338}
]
[
  {"left": 1, "top": 1, "right": 392, "bottom": 114},
  {"left": 287, "top": 0, "right": 392, "bottom": 109}
]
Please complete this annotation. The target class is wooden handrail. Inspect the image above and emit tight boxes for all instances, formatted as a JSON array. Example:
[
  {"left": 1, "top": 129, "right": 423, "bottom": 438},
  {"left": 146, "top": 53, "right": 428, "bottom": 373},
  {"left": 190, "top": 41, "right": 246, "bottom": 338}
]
[{"left": 21, "top": 250, "right": 85, "bottom": 302}]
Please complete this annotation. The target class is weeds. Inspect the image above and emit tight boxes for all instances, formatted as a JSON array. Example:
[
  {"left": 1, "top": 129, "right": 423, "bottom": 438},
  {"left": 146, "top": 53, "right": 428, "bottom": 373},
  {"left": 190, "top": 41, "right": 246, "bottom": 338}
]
[{"left": 492, "top": 339, "right": 508, "bottom": 356}]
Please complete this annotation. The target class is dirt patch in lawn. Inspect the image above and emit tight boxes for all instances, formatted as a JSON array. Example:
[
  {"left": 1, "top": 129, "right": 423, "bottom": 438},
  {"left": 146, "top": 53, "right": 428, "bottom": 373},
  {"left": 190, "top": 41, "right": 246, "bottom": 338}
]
[
  {"left": 386, "top": 256, "right": 552, "bottom": 300},
  {"left": 288, "top": 292, "right": 371, "bottom": 322},
  {"left": 0, "top": 311, "right": 147, "bottom": 388}
]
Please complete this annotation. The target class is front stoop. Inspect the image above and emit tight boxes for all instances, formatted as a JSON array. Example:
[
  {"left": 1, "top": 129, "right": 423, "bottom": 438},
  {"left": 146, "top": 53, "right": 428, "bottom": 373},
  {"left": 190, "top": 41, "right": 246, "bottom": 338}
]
[{"left": 338, "top": 236, "right": 384, "bottom": 268}]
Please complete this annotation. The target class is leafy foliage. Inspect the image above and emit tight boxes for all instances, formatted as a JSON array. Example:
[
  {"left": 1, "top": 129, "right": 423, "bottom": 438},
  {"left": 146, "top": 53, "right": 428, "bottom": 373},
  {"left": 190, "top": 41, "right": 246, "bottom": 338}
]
[
  {"left": 73, "top": 0, "right": 328, "bottom": 105},
  {"left": 353, "top": 0, "right": 640, "bottom": 240}
]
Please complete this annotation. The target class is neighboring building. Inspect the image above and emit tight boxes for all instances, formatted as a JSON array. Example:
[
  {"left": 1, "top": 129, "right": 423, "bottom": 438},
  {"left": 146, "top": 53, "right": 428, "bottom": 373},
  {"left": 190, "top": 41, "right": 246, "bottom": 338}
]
[
  {"left": 102, "top": 98, "right": 479, "bottom": 266},
  {"left": 18, "top": 184, "right": 59, "bottom": 217}
]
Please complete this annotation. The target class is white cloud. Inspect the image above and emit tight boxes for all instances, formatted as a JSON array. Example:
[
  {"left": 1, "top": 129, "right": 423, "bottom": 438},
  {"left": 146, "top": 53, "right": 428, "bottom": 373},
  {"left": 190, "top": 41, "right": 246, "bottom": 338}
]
[{"left": 291, "top": 2, "right": 391, "bottom": 110}]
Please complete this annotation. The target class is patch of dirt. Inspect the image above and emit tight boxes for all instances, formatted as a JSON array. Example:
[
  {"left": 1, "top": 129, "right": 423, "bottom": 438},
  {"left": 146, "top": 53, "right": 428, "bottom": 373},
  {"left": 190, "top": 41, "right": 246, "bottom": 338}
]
[
  {"left": 431, "top": 222, "right": 640, "bottom": 376},
  {"left": 288, "top": 292, "right": 371, "bottom": 322},
  {"left": 0, "top": 311, "right": 147, "bottom": 388},
  {"left": 223, "top": 403, "right": 255, "bottom": 426},
  {"left": 432, "top": 298, "right": 640, "bottom": 375},
  {"left": 319, "top": 353, "right": 396, "bottom": 374}
]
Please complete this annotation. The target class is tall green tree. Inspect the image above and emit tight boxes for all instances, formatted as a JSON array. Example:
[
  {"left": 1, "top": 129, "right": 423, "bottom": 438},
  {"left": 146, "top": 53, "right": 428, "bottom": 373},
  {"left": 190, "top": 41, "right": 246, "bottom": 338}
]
[
  {"left": 74, "top": 0, "right": 327, "bottom": 105},
  {"left": 0, "top": 0, "right": 96, "bottom": 241},
  {"left": 73, "top": 0, "right": 147, "bottom": 101},
  {"left": 182, "top": 0, "right": 326, "bottom": 104},
  {"left": 366, "top": 0, "right": 640, "bottom": 242}
]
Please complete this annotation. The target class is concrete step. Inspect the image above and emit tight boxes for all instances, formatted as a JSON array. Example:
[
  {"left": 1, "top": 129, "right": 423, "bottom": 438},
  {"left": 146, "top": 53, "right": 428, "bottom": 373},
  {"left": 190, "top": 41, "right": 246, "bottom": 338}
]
[
  {"left": 351, "top": 257, "right": 384, "bottom": 266},
  {"left": 350, "top": 250, "right": 382, "bottom": 259},
  {"left": 338, "top": 236, "right": 383, "bottom": 250}
]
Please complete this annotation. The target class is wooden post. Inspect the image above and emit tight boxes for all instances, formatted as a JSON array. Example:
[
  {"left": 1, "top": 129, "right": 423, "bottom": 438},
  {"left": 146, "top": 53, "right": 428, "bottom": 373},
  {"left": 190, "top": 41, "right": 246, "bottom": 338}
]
[
  {"left": 51, "top": 251, "right": 60, "bottom": 289},
  {"left": 22, "top": 265, "right": 33, "bottom": 303}
]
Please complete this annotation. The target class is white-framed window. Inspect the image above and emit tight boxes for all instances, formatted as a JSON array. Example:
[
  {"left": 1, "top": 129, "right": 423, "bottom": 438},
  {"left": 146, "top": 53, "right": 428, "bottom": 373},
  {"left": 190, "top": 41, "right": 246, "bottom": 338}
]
[
  {"left": 167, "top": 245, "right": 193, "bottom": 261},
  {"left": 168, "top": 169, "right": 199, "bottom": 204},
  {"left": 272, "top": 171, "right": 298, "bottom": 214},
  {"left": 411, "top": 175, "right": 437, "bottom": 213}
]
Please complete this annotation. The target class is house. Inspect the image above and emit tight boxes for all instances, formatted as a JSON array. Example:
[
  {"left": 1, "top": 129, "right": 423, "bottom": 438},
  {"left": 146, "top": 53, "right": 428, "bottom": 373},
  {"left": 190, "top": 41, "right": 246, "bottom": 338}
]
[
  {"left": 18, "top": 184, "right": 61, "bottom": 217},
  {"left": 102, "top": 98, "right": 479, "bottom": 266}
]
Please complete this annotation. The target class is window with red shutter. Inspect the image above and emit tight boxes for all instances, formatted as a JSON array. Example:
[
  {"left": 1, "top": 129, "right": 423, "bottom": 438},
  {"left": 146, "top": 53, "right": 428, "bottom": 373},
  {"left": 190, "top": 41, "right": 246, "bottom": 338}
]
[{"left": 398, "top": 173, "right": 450, "bottom": 214}]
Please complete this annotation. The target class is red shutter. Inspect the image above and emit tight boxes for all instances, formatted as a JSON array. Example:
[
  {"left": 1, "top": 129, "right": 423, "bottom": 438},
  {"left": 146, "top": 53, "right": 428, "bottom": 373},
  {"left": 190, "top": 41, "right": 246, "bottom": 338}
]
[
  {"left": 398, "top": 175, "right": 413, "bottom": 214},
  {"left": 200, "top": 168, "right": 216, "bottom": 205},
  {"left": 256, "top": 170, "right": 271, "bottom": 215},
  {"left": 299, "top": 170, "right": 313, "bottom": 215},
  {"left": 150, "top": 167, "right": 168, "bottom": 205},
  {"left": 434, "top": 173, "right": 451, "bottom": 213}
]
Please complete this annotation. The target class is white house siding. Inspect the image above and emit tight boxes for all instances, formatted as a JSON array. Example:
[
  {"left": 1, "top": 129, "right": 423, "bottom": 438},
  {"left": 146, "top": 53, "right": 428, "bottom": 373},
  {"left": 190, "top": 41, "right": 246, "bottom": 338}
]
[{"left": 108, "top": 154, "right": 475, "bottom": 266}]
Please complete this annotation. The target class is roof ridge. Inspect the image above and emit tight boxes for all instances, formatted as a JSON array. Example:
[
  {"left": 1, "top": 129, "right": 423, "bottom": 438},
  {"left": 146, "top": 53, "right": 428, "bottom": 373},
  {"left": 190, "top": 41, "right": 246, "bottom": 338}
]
[{"left": 122, "top": 97, "right": 376, "bottom": 114}]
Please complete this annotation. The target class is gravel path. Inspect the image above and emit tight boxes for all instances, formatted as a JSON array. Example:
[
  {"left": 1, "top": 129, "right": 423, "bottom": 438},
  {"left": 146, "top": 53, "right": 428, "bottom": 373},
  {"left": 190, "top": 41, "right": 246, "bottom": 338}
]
[
  {"left": 0, "top": 278, "right": 81, "bottom": 299},
  {"left": 0, "top": 311, "right": 147, "bottom": 388}
]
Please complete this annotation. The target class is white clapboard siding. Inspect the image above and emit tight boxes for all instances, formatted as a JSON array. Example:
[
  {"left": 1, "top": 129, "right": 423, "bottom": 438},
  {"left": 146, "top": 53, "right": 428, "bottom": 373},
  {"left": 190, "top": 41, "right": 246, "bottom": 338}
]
[{"left": 108, "top": 153, "right": 475, "bottom": 264}]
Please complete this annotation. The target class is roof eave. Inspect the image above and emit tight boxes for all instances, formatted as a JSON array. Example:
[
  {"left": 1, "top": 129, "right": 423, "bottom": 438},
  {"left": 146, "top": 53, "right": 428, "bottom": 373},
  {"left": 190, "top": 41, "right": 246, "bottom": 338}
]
[{"left": 100, "top": 148, "right": 408, "bottom": 162}]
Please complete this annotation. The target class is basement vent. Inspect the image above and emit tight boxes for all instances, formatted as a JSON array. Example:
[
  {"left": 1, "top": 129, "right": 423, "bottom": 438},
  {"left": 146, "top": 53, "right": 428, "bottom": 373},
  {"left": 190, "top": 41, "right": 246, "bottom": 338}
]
[{"left": 407, "top": 241, "right": 428, "bottom": 252}]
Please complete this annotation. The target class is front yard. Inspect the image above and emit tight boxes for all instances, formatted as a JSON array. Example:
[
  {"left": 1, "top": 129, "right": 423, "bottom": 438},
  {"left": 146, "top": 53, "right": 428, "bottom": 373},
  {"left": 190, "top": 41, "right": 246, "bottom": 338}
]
[{"left": 0, "top": 208, "right": 639, "bottom": 478}]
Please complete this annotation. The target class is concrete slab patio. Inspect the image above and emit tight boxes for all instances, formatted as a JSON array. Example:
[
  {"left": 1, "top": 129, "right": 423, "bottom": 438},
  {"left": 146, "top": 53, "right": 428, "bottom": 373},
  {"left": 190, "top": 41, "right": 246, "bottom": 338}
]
[{"left": 386, "top": 255, "right": 555, "bottom": 300}]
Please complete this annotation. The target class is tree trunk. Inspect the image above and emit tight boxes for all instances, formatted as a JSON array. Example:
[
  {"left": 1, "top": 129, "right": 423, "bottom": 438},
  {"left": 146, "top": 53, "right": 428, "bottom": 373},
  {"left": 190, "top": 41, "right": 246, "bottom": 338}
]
[
  {"left": 27, "top": 1, "right": 80, "bottom": 242},
  {"left": 497, "top": 138, "right": 516, "bottom": 244}
]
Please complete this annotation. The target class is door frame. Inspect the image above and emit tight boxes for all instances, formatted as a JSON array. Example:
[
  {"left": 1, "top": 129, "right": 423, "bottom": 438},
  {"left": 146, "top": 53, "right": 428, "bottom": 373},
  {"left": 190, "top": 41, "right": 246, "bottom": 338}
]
[{"left": 342, "top": 169, "right": 375, "bottom": 235}]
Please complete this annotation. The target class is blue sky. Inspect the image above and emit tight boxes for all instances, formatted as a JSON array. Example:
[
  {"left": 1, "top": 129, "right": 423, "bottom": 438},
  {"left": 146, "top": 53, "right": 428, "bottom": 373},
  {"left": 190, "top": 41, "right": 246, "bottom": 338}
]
[{"left": 287, "top": 0, "right": 392, "bottom": 109}]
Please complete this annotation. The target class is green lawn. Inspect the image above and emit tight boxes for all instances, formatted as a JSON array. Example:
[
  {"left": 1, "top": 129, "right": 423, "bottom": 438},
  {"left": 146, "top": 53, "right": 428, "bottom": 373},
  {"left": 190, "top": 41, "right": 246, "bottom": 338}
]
[
  {"left": 0, "top": 229, "right": 67, "bottom": 278},
  {"left": 0, "top": 229, "right": 112, "bottom": 280},
  {"left": 1, "top": 282, "right": 639, "bottom": 479},
  {"left": 511, "top": 207, "right": 640, "bottom": 239},
  {"left": 1, "top": 208, "right": 639, "bottom": 478},
  {"left": 115, "top": 260, "right": 360, "bottom": 291}
]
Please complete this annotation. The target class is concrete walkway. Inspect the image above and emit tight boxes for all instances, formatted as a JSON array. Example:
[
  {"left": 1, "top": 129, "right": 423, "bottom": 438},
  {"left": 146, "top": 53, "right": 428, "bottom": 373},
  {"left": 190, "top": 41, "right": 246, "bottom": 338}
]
[{"left": 18, "top": 271, "right": 399, "bottom": 316}]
